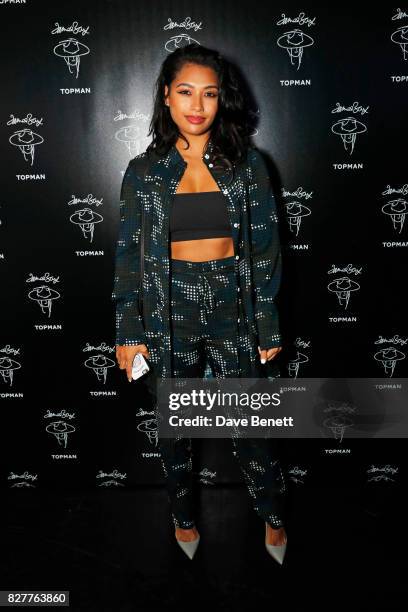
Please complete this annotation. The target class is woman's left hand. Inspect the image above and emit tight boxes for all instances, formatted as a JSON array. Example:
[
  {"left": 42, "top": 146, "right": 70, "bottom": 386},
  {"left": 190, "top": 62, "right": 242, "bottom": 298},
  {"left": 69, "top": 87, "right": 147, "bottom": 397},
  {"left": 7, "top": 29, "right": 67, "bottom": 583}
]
[{"left": 258, "top": 346, "right": 282, "bottom": 363}]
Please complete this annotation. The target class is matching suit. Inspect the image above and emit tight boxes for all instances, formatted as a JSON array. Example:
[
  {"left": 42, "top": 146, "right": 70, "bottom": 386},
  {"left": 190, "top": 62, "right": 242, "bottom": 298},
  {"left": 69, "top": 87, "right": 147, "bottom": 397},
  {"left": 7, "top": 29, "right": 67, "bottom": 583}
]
[{"left": 112, "top": 138, "right": 287, "bottom": 529}]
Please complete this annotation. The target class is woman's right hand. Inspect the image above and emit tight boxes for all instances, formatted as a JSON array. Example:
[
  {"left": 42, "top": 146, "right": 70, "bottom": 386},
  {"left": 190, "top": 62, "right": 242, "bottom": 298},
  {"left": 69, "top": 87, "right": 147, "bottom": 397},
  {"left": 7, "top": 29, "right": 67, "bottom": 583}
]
[{"left": 116, "top": 344, "right": 150, "bottom": 382}]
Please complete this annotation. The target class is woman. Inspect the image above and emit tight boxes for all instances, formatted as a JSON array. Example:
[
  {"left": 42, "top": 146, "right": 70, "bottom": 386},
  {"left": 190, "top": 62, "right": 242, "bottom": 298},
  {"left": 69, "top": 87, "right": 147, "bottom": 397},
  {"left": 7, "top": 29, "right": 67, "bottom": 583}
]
[{"left": 112, "top": 43, "right": 288, "bottom": 564}]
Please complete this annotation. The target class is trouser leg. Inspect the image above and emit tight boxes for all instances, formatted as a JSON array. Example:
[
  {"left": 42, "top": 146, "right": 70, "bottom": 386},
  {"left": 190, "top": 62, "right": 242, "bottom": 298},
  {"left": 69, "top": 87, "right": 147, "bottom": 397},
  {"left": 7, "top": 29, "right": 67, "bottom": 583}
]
[
  {"left": 157, "top": 430, "right": 195, "bottom": 529},
  {"left": 157, "top": 264, "right": 206, "bottom": 529},
  {"left": 230, "top": 437, "right": 287, "bottom": 528},
  {"left": 203, "top": 259, "right": 287, "bottom": 528}
]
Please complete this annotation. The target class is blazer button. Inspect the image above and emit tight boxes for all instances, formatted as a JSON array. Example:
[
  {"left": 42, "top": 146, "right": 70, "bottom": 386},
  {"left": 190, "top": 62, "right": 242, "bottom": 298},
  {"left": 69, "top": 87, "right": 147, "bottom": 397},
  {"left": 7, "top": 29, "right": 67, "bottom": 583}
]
[
  {"left": 208, "top": 163, "right": 214, "bottom": 168},
  {"left": 235, "top": 255, "right": 239, "bottom": 260},
  {"left": 233, "top": 222, "right": 239, "bottom": 228},
  {"left": 237, "top": 318, "right": 240, "bottom": 323}
]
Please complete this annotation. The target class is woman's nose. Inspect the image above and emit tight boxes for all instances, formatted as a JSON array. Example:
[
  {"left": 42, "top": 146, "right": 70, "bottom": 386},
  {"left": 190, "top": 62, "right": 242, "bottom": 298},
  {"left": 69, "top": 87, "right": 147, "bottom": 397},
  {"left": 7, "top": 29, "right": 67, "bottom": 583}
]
[{"left": 191, "top": 98, "right": 204, "bottom": 111}]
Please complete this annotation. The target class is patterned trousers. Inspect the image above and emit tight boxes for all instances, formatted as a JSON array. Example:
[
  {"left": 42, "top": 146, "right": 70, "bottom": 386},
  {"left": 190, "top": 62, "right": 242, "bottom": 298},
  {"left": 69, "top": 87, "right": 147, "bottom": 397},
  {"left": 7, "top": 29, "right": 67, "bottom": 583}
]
[{"left": 156, "top": 255, "right": 287, "bottom": 530}]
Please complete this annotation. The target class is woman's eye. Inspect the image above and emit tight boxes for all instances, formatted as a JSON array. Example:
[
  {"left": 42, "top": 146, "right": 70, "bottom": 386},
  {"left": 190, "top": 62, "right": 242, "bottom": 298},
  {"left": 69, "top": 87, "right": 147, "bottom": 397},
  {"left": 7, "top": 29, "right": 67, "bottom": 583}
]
[{"left": 177, "top": 90, "right": 218, "bottom": 97}]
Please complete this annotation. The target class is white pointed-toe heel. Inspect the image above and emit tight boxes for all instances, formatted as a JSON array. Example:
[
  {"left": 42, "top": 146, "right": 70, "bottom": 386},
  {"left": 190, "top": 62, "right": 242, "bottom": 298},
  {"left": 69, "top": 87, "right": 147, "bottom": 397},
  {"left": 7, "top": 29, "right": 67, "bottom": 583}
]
[
  {"left": 265, "top": 522, "right": 287, "bottom": 565},
  {"left": 175, "top": 530, "right": 200, "bottom": 560}
]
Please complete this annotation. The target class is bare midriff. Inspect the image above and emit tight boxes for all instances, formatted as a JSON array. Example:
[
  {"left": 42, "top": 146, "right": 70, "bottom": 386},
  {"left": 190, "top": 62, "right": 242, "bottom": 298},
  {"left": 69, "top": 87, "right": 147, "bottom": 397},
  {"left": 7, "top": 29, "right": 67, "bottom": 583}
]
[
  {"left": 171, "top": 236, "right": 234, "bottom": 261},
  {"left": 170, "top": 151, "right": 235, "bottom": 262}
]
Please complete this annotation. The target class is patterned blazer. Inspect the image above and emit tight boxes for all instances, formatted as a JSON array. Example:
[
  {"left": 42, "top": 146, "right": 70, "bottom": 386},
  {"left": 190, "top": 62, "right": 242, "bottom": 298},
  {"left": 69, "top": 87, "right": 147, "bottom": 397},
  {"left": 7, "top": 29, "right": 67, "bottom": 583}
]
[{"left": 111, "top": 138, "right": 282, "bottom": 379}]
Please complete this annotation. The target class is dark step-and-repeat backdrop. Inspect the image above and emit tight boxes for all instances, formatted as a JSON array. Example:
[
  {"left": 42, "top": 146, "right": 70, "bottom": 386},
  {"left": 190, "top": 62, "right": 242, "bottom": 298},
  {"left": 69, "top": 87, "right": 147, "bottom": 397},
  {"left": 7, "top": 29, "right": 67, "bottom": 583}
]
[{"left": 0, "top": 1, "right": 405, "bottom": 508}]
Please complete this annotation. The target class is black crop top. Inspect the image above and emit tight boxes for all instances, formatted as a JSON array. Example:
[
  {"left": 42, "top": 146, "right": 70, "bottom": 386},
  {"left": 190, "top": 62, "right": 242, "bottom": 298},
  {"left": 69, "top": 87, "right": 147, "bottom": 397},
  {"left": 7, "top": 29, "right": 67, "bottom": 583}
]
[{"left": 170, "top": 190, "right": 232, "bottom": 241}]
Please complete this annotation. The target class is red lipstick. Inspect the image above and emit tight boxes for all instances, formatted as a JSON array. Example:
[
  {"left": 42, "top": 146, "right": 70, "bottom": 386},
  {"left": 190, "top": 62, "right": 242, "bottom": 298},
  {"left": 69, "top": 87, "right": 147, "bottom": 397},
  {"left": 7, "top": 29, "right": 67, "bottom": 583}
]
[{"left": 185, "top": 115, "right": 205, "bottom": 124}]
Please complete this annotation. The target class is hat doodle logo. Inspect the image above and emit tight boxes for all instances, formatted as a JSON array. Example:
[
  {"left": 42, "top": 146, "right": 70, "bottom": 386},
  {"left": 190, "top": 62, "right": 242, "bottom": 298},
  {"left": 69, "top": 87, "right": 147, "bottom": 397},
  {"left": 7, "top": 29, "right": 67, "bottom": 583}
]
[
  {"left": 163, "top": 15, "right": 202, "bottom": 53},
  {"left": 391, "top": 7, "right": 408, "bottom": 61},
  {"left": 283, "top": 185, "right": 313, "bottom": 245},
  {"left": 381, "top": 184, "right": 408, "bottom": 237},
  {"left": 8, "top": 471, "right": 38, "bottom": 489},
  {"left": 69, "top": 193, "right": 104, "bottom": 244},
  {"left": 331, "top": 101, "right": 368, "bottom": 156},
  {"left": 276, "top": 11, "right": 315, "bottom": 71},
  {"left": 287, "top": 338, "right": 311, "bottom": 378},
  {"left": 83, "top": 342, "right": 116, "bottom": 385},
  {"left": 373, "top": 335, "right": 407, "bottom": 377},
  {"left": 51, "top": 20, "right": 90, "bottom": 79},
  {"left": 114, "top": 108, "right": 151, "bottom": 157},
  {"left": 7, "top": 113, "right": 44, "bottom": 167},
  {"left": 327, "top": 263, "right": 362, "bottom": 313},
  {"left": 44, "top": 409, "right": 76, "bottom": 450},
  {"left": 96, "top": 469, "right": 127, "bottom": 488},
  {"left": 0, "top": 345, "right": 21, "bottom": 387},
  {"left": 26, "top": 272, "right": 61, "bottom": 319}
]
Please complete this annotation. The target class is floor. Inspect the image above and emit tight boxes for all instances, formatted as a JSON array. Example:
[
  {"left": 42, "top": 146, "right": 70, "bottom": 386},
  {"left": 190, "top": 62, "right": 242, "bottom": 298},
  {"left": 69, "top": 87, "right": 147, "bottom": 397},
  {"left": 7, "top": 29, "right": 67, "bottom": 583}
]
[{"left": 1, "top": 483, "right": 404, "bottom": 611}]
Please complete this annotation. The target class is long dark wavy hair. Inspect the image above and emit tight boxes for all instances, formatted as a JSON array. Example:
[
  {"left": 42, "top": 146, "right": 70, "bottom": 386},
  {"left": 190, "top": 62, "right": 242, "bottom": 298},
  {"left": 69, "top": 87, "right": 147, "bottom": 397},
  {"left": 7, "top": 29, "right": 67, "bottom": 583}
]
[{"left": 146, "top": 43, "right": 252, "bottom": 173}]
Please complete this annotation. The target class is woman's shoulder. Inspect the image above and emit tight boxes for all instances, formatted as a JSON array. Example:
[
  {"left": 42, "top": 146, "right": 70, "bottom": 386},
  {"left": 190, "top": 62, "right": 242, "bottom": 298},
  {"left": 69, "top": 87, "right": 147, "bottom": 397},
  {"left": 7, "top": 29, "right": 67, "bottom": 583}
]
[
  {"left": 245, "top": 146, "right": 271, "bottom": 182},
  {"left": 126, "top": 151, "right": 151, "bottom": 181},
  {"left": 246, "top": 144, "right": 266, "bottom": 166}
]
